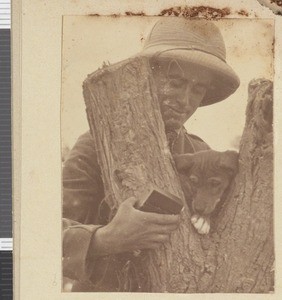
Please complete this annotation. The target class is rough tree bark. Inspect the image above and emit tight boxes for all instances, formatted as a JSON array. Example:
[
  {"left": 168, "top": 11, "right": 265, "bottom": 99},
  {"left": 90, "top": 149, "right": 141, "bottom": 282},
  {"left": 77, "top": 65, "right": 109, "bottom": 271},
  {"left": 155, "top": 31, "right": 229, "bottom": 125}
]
[{"left": 83, "top": 57, "right": 274, "bottom": 293}]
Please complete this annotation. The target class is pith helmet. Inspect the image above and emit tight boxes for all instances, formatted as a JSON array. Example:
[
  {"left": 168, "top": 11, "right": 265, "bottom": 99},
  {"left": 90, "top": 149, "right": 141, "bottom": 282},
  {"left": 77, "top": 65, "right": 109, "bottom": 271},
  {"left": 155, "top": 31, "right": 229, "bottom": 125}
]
[{"left": 141, "top": 18, "right": 240, "bottom": 106}]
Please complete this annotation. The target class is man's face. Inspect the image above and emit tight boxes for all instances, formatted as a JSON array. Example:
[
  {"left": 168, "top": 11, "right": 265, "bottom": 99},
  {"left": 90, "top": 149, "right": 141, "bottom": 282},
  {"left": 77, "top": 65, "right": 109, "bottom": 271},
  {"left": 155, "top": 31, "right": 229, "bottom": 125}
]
[{"left": 152, "top": 58, "right": 212, "bottom": 131}]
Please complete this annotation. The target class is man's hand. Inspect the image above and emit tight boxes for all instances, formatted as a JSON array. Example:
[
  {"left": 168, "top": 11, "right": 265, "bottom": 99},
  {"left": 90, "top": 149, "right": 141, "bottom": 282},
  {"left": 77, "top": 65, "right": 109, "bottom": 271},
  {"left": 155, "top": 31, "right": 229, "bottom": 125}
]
[{"left": 92, "top": 197, "right": 180, "bottom": 256}]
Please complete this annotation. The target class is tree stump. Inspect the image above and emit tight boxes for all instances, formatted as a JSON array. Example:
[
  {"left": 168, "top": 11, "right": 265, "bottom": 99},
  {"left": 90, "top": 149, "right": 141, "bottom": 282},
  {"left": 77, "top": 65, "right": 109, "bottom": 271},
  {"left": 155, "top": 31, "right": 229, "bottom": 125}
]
[{"left": 83, "top": 55, "right": 274, "bottom": 293}]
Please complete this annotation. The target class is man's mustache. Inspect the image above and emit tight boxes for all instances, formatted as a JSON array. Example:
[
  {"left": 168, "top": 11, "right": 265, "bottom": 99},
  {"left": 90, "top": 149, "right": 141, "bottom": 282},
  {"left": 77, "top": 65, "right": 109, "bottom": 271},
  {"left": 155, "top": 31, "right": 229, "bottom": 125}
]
[{"left": 162, "top": 99, "right": 191, "bottom": 114}]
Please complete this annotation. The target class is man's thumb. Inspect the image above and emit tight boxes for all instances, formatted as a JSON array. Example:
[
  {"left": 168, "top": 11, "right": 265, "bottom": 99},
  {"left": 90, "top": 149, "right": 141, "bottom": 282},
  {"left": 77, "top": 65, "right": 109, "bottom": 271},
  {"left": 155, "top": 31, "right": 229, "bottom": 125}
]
[{"left": 123, "top": 196, "right": 139, "bottom": 207}]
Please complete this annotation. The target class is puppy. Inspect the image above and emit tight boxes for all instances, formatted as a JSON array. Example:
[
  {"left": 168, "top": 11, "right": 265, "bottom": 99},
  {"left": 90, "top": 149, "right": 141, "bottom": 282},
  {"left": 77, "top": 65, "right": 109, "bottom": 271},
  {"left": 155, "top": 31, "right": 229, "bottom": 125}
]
[{"left": 174, "top": 150, "right": 239, "bottom": 235}]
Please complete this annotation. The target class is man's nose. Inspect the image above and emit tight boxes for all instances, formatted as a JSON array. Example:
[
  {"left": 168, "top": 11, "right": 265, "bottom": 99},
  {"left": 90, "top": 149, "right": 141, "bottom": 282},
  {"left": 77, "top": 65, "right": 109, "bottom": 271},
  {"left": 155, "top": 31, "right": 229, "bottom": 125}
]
[{"left": 177, "top": 85, "right": 192, "bottom": 107}]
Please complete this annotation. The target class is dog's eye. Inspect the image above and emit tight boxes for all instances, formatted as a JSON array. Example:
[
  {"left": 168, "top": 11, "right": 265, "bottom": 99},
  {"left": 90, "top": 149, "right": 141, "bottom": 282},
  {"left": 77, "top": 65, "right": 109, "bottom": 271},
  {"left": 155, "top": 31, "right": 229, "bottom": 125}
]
[
  {"left": 208, "top": 178, "right": 221, "bottom": 187},
  {"left": 189, "top": 175, "right": 198, "bottom": 185}
]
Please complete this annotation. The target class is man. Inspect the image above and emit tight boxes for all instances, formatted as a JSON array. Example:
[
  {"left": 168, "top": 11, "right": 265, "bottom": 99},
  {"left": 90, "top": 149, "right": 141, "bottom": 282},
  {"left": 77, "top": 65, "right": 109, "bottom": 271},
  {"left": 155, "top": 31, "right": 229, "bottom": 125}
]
[{"left": 62, "top": 18, "right": 240, "bottom": 292}]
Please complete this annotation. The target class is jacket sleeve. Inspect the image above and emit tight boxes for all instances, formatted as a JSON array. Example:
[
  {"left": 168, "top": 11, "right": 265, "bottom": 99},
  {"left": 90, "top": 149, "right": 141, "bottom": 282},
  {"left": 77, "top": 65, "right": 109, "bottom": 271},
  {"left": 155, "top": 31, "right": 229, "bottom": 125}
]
[
  {"left": 62, "top": 131, "right": 105, "bottom": 282},
  {"left": 185, "top": 132, "right": 211, "bottom": 152},
  {"left": 62, "top": 219, "right": 103, "bottom": 282}
]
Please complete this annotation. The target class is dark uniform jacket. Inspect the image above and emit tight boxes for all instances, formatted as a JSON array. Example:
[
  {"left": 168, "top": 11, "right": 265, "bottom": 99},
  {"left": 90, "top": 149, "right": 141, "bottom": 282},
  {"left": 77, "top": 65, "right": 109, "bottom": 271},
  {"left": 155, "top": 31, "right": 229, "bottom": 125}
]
[{"left": 62, "top": 129, "right": 209, "bottom": 292}]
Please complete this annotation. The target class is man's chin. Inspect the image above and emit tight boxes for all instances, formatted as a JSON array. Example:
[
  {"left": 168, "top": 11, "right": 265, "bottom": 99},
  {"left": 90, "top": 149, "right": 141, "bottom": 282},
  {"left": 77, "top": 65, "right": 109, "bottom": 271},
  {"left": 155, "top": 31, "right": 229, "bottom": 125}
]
[{"left": 164, "top": 119, "right": 183, "bottom": 132}]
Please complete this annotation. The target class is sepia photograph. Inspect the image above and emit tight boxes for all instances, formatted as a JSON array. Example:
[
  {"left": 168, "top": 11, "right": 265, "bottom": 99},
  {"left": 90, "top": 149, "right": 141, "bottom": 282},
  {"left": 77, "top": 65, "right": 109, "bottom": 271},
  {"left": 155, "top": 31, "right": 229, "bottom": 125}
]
[{"left": 61, "top": 16, "right": 274, "bottom": 293}]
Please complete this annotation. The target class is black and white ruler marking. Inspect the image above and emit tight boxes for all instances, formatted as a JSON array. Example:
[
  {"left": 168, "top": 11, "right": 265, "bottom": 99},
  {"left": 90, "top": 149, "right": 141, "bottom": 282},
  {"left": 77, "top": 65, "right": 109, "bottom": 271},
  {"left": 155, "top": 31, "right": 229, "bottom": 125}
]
[{"left": 0, "top": 0, "right": 12, "bottom": 299}]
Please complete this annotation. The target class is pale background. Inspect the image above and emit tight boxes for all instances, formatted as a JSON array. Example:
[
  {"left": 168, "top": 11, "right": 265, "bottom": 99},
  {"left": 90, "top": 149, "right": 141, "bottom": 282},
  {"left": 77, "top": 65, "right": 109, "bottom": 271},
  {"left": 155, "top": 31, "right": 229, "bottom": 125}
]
[
  {"left": 13, "top": 0, "right": 282, "bottom": 299},
  {"left": 62, "top": 17, "right": 274, "bottom": 152}
]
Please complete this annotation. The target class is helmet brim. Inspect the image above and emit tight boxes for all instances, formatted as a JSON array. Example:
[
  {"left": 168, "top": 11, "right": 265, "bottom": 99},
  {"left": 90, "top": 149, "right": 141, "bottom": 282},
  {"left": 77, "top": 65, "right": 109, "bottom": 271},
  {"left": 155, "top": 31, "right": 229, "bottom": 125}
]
[{"left": 140, "top": 47, "right": 240, "bottom": 106}]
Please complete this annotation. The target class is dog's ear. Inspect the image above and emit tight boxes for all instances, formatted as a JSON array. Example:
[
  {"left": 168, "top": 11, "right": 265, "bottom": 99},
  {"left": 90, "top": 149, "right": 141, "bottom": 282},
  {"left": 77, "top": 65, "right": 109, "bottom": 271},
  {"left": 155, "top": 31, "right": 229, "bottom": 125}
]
[
  {"left": 173, "top": 153, "right": 195, "bottom": 172},
  {"left": 219, "top": 150, "right": 239, "bottom": 176}
]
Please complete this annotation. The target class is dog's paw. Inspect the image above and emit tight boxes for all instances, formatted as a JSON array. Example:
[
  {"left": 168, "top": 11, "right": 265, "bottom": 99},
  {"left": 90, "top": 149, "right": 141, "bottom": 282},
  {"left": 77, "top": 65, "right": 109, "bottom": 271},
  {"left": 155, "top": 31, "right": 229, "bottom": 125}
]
[{"left": 191, "top": 214, "right": 210, "bottom": 235}]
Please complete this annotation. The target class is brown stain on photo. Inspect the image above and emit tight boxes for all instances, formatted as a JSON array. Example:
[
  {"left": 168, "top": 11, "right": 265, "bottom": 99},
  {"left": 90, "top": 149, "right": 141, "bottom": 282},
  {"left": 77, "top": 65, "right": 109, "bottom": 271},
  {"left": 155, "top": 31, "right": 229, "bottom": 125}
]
[
  {"left": 125, "top": 11, "right": 146, "bottom": 16},
  {"left": 270, "top": 0, "right": 282, "bottom": 6},
  {"left": 87, "top": 6, "right": 256, "bottom": 19},
  {"left": 88, "top": 13, "right": 120, "bottom": 18},
  {"left": 237, "top": 9, "right": 249, "bottom": 16},
  {"left": 257, "top": 0, "right": 282, "bottom": 15},
  {"left": 158, "top": 6, "right": 231, "bottom": 19}
]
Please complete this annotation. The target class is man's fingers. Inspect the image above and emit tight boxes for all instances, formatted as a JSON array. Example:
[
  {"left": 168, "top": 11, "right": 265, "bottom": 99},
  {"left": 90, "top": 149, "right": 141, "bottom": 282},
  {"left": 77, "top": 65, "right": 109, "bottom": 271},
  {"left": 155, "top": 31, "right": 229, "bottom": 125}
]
[
  {"left": 140, "top": 211, "right": 180, "bottom": 225},
  {"left": 122, "top": 197, "right": 139, "bottom": 207},
  {"left": 155, "top": 234, "right": 170, "bottom": 243},
  {"left": 153, "top": 213, "right": 180, "bottom": 225},
  {"left": 141, "top": 235, "right": 170, "bottom": 249},
  {"left": 149, "top": 243, "right": 162, "bottom": 250},
  {"left": 150, "top": 223, "right": 179, "bottom": 234}
]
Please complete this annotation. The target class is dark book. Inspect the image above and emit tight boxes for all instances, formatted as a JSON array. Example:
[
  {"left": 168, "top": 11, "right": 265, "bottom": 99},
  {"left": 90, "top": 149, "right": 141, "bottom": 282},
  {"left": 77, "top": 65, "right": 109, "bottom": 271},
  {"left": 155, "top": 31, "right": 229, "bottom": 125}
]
[{"left": 139, "top": 188, "right": 184, "bottom": 215}]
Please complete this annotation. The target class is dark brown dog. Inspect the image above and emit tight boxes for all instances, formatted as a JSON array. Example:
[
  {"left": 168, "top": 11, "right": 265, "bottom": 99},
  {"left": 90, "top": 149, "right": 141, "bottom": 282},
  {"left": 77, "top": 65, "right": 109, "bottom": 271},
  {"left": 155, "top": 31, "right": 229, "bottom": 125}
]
[{"left": 174, "top": 150, "right": 239, "bottom": 234}]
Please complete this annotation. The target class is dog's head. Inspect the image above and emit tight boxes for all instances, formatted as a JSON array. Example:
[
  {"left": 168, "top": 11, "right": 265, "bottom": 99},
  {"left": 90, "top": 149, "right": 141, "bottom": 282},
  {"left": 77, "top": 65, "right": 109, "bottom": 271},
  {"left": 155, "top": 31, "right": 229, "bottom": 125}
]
[{"left": 174, "top": 150, "right": 239, "bottom": 216}]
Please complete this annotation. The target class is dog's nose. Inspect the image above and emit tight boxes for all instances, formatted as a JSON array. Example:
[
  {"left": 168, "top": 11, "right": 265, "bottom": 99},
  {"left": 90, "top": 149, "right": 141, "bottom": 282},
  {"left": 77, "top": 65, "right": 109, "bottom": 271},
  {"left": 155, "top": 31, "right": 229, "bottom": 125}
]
[
  {"left": 194, "top": 207, "right": 205, "bottom": 214},
  {"left": 193, "top": 203, "right": 206, "bottom": 214}
]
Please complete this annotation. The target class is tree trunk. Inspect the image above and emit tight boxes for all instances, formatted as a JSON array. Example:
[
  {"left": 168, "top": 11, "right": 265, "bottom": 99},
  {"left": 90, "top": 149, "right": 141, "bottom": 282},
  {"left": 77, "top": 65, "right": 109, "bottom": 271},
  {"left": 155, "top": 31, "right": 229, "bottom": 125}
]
[
  {"left": 199, "top": 78, "right": 274, "bottom": 293},
  {"left": 83, "top": 57, "right": 274, "bottom": 293}
]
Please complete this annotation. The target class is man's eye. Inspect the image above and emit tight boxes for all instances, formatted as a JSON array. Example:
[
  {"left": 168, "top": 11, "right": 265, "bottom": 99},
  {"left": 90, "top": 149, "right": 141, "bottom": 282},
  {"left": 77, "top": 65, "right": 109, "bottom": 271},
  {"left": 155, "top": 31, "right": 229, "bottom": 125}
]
[
  {"left": 168, "top": 78, "right": 185, "bottom": 88},
  {"left": 189, "top": 175, "right": 199, "bottom": 184},
  {"left": 193, "top": 84, "right": 206, "bottom": 95}
]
